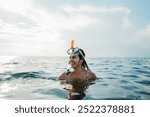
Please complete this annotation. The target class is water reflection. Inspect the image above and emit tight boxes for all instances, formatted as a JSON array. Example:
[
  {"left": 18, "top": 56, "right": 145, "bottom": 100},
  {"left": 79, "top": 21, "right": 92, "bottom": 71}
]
[{"left": 61, "top": 79, "right": 89, "bottom": 100}]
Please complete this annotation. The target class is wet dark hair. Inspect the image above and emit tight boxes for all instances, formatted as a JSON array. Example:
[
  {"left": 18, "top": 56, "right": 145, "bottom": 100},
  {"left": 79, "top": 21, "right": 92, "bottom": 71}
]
[
  {"left": 79, "top": 49, "right": 85, "bottom": 57},
  {"left": 78, "top": 49, "right": 87, "bottom": 69}
]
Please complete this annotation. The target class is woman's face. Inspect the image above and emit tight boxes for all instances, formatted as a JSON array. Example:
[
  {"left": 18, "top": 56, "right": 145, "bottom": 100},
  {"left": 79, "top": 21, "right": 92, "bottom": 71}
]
[{"left": 68, "top": 54, "right": 82, "bottom": 69}]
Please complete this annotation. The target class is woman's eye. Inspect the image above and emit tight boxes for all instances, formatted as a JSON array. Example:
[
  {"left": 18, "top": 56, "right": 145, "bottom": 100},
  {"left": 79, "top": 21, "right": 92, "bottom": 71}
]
[{"left": 69, "top": 55, "right": 77, "bottom": 59}]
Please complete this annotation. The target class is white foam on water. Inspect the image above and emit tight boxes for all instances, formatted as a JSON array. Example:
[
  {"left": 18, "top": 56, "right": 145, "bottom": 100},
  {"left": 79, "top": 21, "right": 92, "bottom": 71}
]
[
  {"left": 0, "top": 83, "right": 17, "bottom": 93},
  {"left": 0, "top": 56, "right": 17, "bottom": 73}
]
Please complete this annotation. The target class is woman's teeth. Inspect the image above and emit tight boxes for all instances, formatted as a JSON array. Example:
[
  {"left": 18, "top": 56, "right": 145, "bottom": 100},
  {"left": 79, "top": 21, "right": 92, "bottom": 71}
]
[{"left": 71, "top": 62, "right": 75, "bottom": 65}]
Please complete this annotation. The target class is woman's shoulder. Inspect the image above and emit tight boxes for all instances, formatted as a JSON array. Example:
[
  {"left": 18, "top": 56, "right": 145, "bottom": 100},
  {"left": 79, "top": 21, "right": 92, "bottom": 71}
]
[
  {"left": 87, "top": 71, "right": 96, "bottom": 80},
  {"left": 58, "top": 72, "right": 67, "bottom": 80}
]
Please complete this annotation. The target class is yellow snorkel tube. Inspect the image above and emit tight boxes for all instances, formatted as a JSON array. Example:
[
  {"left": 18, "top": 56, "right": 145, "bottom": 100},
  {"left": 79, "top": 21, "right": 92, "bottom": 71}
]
[{"left": 71, "top": 39, "right": 74, "bottom": 48}]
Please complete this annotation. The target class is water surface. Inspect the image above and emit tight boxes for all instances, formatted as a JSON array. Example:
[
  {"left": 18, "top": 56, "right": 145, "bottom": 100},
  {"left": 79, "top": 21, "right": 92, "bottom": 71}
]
[{"left": 0, "top": 56, "right": 150, "bottom": 100}]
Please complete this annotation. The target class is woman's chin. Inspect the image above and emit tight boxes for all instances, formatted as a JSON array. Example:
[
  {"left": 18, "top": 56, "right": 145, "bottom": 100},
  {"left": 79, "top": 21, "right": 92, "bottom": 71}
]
[{"left": 70, "top": 68, "right": 75, "bottom": 72}]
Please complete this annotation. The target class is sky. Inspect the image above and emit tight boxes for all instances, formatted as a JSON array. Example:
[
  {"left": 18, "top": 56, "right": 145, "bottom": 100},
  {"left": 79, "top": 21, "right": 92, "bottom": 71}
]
[{"left": 0, "top": 0, "right": 150, "bottom": 57}]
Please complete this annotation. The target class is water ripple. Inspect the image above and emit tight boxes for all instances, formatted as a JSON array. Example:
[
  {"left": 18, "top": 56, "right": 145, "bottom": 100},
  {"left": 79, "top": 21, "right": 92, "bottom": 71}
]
[
  {"left": 136, "top": 80, "right": 150, "bottom": 86},
  {"left": 0, "top": 57, "right": 150, "bottom": 99}
]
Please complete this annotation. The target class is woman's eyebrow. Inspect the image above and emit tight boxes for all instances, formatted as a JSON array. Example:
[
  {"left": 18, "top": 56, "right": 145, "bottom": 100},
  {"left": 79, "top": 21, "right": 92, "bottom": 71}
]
[{"left": 69, "top": 55, "right": 76, "bottom": 58}]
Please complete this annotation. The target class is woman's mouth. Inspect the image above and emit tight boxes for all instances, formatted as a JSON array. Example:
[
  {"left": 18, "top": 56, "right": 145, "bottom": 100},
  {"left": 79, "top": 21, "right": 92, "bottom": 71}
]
[{"left": 70, "top": 61, "right": 75, "bottom": 66}]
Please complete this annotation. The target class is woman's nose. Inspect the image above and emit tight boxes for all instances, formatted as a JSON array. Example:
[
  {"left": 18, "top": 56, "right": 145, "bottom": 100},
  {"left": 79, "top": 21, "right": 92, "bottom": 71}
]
[
  {"left": 69, "top": 59, "right": 72, "bottom": 63},
  {"left": 69, "top": 58, "right": 73, "bottom": 63}
]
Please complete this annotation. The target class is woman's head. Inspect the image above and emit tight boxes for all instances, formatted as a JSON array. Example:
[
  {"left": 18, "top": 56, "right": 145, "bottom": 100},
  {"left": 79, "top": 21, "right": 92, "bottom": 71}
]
[{"left": 67, "top": 47, "right": 87, "bottom": 70}]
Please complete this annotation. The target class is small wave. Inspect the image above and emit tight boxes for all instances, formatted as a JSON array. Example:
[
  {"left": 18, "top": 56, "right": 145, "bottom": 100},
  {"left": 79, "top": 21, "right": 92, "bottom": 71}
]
[
  {"left": 126, "top": 95, "right": 141, "bottom": 100},
  {"left": 12, "top": 62, "right": 19, "bottom": 65},
  {"left": 84, "top": 95, "right": 142, "bottom": 100},
  {"left": 120, "top": 80, "right": 129, "bottom": 83},
  {"left": 11, "top": 71, "right": 43, "bottom": 78},
  {"left": 120, "top": 85, "right": 139, "bottom": 90},
  {"left": 144, "top": 74, "right": 150, "bottom": 77},
  {"left": 1, "top": 71, "right": 57, "bottom": 82},
  {"left": 89, "top": 63, "right": 94, "bottom": 65},
  {"left": 100, "top": 84, "right": 109, "bottom": 86},
  {"left": 97, "top": 95, "right": 141, "bottom": 100},
  {"left": 143, "top": 66, "right": 150, "bottom": 70},
  {"left": 3, "top": 62, "right": 19, "bottom": 65},
  {"left": 136, "top": 91, "right": 150, "bottom": 96},
  {"left": 136, "top": 70, "right": 150, "bottom": 74},
  {"left": 32, "top": 88, "right": 66, "bottom": 98},
  {"left": 9, "top": 71, "right": 56, "bottom": 80},
  {"left": 101, "top": 98, "right": 132, "bottom": 100},
  {"left": 116, "top": 65, "right": 123, "bottom": 67},
  {"left": 106, "top": 77, "right": 117, "bottom": 79},
  {"left": 132, "top": 67, "right": 140, "bottom": 69},
  {"left": 122, "top": 74, "right": 139, "bottom": 78},
  {"left": 136, "top": 80, "right": 150, "bottom": 86}
]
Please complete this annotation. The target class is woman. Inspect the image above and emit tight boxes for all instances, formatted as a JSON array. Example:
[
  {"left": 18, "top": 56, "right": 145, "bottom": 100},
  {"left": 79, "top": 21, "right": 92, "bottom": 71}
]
[
  {"left": 58, "top": 47, "right": 96, "bottom": 100},
  {"left": 58, "top": 47, "right": 96, "bottom": 81}
]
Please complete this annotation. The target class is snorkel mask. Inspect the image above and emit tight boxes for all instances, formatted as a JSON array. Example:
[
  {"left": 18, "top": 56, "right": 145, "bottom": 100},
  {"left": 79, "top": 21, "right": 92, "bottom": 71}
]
[
  {"left": 67, "top": 39, "right": 85, "bottom": 58},
  {"left": 67, "top": 47, "right": 85, "bottom": 59}
]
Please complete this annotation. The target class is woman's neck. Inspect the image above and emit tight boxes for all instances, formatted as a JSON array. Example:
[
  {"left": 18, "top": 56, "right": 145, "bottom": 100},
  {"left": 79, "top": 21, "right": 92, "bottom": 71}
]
[{"left": 73, "top": 67, "right": 84, "bottom": 74}]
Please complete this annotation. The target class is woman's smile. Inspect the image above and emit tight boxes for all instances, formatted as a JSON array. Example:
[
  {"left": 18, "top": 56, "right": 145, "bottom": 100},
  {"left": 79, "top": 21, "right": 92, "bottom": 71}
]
[{"left": 70, "top": 61, "right": 76, "bottom": 68}]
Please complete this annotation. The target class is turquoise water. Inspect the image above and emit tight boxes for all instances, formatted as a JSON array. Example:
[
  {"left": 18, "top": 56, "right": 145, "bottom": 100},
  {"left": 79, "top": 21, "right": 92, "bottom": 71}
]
[{"left": 0, "top": 56, "right": 150, "bottom": 100}]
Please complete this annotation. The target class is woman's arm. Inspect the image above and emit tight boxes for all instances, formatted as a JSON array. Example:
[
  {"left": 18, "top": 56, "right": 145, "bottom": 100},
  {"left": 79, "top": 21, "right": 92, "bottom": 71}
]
[
  {"left": 57, "top": 72, "right": 67, "bottom": 80},
  {"left": 88, "top": 71, "right": 96, "bottom": 80}
]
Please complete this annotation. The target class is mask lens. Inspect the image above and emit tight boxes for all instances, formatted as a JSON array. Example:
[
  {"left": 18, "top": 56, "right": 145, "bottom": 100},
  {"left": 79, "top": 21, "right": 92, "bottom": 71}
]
[
  {"left": 67, "top": 47, "right": 79, "bottom": 55},
  {"left": 67, "top": 49, "right": 72, "bottom": 54},
  {"left": 73, "top": 48, "right": 79, "bottom": 54}
]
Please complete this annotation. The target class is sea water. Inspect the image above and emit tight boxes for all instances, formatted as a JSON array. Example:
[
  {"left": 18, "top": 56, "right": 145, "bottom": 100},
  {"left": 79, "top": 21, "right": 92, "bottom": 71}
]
[{"left": 0, "top": 56, "right": 150, "bottom": 100}]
